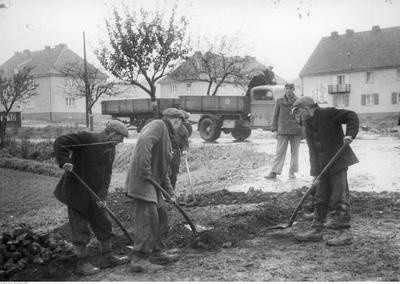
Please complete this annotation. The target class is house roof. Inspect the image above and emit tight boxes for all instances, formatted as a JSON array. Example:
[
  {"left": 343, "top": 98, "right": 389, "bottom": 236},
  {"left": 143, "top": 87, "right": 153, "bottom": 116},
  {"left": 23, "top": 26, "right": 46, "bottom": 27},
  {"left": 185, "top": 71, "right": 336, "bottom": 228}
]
[
  {"left": 299, "top": 26, "right": 400, "bottom": 77},
  {"left": 158, "top": 52, "right": 286, "bottom": 85},
  {"left": 0, "top": 44, "right": 106, "bottom": 79}
]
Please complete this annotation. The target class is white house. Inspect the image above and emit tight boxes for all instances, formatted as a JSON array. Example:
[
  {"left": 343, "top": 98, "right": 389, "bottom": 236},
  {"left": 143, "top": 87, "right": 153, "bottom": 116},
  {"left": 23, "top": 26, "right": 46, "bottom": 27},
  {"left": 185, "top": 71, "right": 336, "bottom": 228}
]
[{"left": 299, "top": 26, "right": 400, "bottom": 126}]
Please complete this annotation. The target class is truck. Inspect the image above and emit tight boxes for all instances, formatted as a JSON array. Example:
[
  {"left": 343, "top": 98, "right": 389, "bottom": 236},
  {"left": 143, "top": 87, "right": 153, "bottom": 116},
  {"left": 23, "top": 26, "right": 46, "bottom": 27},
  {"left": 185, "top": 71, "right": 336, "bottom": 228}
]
[{"left": 101, "top": 84, "right": 285, "bottom": 142}]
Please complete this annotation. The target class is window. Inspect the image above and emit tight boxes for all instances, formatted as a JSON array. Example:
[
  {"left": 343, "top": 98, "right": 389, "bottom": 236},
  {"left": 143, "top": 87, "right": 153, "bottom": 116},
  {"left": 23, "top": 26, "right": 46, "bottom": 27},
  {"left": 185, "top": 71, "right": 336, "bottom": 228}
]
[
  {"left": 397, "top": 69, "right": 400, "bottom": 80},
  {"left": 337, "top": 75, "right": 345, "bottom": 85},
  {"left": 333, "top": 95, "right": 349, "bottom": 107},
  {"left": 186, "top": 83, "right": 191, "bottom": 93},
  {"left": 392, "top": 92, "right": 400, "bottom": 104},
  {"left": 366, "top": 71, "right": 374, "bottom": 83},
  {"left": 65, "top": 97, "right": 76, "bottom": 108},
  {"left": 170, "top": 83, "right": 177, "bottom": 93},
  {"left": 361, "top": 94, "right": 379, "bottom": 106},
  {"left": 64, "top": 79, "right": 74, "bottom": 88}
]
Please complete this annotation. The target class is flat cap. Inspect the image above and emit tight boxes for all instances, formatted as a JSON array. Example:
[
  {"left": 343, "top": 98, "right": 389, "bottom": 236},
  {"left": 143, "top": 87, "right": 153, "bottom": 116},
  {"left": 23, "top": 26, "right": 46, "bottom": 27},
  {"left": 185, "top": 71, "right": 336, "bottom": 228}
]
[
  {"left": 105, "top": 120, "right": 129, "bottom": 137},
  {"left": 284, "top": 83, "right": 295, "bottom": 89},
  {"left": 162, "top": 108, "right": 185, "bottom": 119},
  {"left": 293, "top": 96, "right": 315, "bottom": 108}
]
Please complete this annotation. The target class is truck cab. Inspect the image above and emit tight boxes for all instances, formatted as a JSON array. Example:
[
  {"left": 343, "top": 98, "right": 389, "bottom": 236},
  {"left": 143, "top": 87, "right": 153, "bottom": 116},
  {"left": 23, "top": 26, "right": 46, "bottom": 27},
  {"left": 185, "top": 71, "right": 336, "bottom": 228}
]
[{"left": 249, "top": 85, "right": 285, "bottom": 129}]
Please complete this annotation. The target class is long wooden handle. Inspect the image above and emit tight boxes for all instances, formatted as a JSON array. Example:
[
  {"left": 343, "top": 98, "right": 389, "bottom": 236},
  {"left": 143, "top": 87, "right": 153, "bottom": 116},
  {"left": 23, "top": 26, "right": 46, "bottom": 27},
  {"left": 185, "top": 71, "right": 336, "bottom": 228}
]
[
  {"left": 183, "top": 155, "right": 196, "bottom": 200},
  {"left": 70, "top": 170, "right": 135, "bottom": 245},
  {"left": 147, "top": 178, "right": 199, "bottom": 236},
  {"left": 287, "top": 140, "right": 351, "bottom": 227}
]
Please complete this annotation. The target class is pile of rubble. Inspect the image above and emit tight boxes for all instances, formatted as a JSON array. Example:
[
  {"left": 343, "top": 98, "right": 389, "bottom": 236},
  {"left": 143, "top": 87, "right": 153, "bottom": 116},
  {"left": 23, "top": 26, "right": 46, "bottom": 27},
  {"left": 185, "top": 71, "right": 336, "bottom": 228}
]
[{"left": 0, "top": 224, "right": 74, "bottom": 280}]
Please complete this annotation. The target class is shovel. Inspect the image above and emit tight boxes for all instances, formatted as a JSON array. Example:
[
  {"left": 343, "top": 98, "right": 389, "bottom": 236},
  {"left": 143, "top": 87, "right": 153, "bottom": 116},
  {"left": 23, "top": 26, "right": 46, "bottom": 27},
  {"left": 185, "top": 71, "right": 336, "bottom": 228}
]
[
  {"left": 147, "top": 178, "right": 212, "bottom": 237},
  {"left": 70, "top": 170, "right": 135, "bottom": 245},
  {"left": 265, "top": 140, "right": 351, "bottom": 230}
]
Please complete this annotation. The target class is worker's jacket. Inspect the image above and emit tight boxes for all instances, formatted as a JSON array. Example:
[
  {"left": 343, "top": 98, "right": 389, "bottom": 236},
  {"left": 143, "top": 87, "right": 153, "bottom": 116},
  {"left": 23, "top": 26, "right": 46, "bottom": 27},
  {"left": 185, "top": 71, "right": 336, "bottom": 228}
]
[
  {"left": 172, "top": 123, "right": 189, "bottom": 152},
  {"left": 124, "top": 118, "right": 174, "bottom": 204},
  {"left": 272, "top": 95, "right": 303, "bottom": 135},
  {"left": 54, "top": 131, "right": 115, "bottom": 215},
  {"left": 304, "top": 106, "right": 359, "bottom": 176}
]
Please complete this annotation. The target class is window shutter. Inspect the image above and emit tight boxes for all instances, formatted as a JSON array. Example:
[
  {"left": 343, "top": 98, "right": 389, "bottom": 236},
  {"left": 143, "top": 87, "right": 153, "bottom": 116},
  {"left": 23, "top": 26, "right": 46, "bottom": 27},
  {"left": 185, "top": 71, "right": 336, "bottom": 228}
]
[
  {"left": 333, "top": 95, "right": 338, "bottom": 107},
  {"left": 344, "top": 95, "right": 349, "bottom": 106},
  {"left": 361, "top": 94, "right": 366, "bottom": 105},
  {"left": 392, "top": 92, "right": 397, "bottom": 104},
  {"left": 374, "top": 93, "right": 379, "bottom": 105}
]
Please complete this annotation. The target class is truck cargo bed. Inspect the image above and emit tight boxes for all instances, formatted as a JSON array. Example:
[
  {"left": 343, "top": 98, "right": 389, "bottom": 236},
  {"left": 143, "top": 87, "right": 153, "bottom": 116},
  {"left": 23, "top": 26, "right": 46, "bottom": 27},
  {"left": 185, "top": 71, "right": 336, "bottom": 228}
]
[
  {"left": 101, "top": 98, "right": 179, "bottom": 115},
  {"left": 180, "top": 96, "right": 247, "bottom": 113}
]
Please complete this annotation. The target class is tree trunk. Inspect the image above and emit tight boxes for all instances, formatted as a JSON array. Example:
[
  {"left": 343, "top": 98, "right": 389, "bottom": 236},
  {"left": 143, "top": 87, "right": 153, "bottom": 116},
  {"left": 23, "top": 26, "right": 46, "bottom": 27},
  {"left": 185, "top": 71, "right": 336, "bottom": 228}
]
[
  {"left": 88, "top": 108, "right": 94, "bottom": 131},
  {"left": 0, "top": 115, "right": 7, "bottom": 149}
]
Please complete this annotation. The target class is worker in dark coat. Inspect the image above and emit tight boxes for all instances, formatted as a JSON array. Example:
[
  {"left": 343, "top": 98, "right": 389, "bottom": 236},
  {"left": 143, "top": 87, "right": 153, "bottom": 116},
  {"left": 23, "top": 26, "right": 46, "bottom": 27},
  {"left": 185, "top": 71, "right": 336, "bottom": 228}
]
[
  {"left": 125, "top": 108, "right": 184, "bottom": 272},
  {"left": 54, "top": 120, "right": 129, "bottom": 275},
  {"left": 291, "top": 96, "right": 359, "bottom": 246},
  {"left": 169, "top": 111, "right": 190, "bottom": 190}
]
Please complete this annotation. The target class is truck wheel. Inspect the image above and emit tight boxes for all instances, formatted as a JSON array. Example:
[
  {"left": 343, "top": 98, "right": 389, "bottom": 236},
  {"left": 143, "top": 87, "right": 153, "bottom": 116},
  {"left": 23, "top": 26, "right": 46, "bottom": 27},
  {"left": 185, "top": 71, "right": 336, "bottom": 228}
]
[
  {"left": 231, "top": 127, "right": 252, "bottom": 141},
  {"left": 198, "top": 117, "right": 221, "bottom": 142}
]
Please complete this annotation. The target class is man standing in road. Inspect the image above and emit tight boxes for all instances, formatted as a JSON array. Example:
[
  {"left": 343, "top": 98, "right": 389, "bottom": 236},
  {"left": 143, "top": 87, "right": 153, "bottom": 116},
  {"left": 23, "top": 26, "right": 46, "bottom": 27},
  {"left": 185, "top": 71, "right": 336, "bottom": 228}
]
[
  {"left": 54, "top": 120, "right": 130, "bottom": 275},
  {"left": 291, "top": 96, "right": 359, "bottom": 246},
  {"left": 265, "top": 83, "right": 303, "bottom": 179},
  {"left": 125, "top": 108, "right": 184, "bottom": 272}
]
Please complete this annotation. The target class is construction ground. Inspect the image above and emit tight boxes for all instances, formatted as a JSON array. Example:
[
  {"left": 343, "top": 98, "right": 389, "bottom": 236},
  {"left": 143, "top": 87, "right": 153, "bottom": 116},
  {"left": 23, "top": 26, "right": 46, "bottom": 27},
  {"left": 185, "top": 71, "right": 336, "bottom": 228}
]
[{"left": 0, "top": 129, "right": 399, "bottom": 281}]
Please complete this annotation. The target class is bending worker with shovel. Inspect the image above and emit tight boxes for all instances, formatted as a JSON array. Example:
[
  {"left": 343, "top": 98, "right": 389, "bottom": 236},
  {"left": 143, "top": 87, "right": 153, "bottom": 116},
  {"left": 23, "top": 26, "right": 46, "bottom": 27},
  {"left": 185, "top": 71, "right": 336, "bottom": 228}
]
[
  {"left": 291, "top": 96, "right": 359, "bottom": 246},
  {"left": 53, "top": 120, "right": 130, "bottom": 275}
]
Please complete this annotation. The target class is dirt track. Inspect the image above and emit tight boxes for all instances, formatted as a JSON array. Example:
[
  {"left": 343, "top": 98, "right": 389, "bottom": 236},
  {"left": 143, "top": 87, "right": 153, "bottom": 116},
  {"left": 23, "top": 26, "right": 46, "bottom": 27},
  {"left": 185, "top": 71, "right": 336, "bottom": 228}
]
[{"left": 3, "top": 132, "right": 400, "bottom": 281}]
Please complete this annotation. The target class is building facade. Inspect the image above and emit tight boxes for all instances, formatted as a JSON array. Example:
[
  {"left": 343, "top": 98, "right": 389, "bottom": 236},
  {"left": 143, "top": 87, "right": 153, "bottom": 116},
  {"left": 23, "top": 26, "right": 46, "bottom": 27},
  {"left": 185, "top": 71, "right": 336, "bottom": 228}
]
[
  {"left": 300, "top": 26, "right": 400, "bottom": 126},
  {"left": 0, "top": 44, "right": 106, "bottom": 123}
]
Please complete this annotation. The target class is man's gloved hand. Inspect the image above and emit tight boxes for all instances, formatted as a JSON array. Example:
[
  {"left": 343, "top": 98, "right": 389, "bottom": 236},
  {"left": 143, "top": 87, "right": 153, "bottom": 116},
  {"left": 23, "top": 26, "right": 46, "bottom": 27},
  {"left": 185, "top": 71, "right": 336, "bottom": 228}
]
[
  {"left": 96, "top": 201, "right": 107, "bottom": 208},
  {"left": 343, "top": 136, "right": 353, "bottom": 144},
  {"left": 169, "top": 195, "right": 177, "bottom": 204},
  {"left": 63, "top": 163, "right": 73, "bottom": 172}
]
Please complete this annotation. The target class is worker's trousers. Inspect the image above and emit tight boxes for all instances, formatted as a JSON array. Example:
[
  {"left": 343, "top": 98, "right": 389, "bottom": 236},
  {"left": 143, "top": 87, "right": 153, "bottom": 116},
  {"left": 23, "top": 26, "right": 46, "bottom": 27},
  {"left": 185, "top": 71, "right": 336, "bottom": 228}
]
[
  {"left": 312, "top": 169, "right": 351, "bottom": 228},
  {"left": 270, "top": 134, "right": 301, "bottom": 175},
  {"left": 68, "top": 206, "right": 112, "bottom": 246},
  {"left": 132, "top": 198, "right": 169, "bottom": 255}
]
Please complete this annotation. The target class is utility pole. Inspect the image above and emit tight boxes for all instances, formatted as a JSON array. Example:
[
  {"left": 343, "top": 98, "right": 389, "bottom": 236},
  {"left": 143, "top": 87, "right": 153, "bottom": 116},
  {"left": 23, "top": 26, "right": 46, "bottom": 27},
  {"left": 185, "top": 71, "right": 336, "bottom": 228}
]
[{"left": 83, "top": 31, "right": 90, "bottom": 128}]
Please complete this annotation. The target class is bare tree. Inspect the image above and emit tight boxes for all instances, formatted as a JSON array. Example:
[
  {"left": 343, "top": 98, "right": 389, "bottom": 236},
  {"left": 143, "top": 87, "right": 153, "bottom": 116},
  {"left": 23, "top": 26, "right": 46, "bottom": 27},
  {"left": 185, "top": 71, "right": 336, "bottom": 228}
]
[
  {"left": 0, "top": 66, "right": 38, "bottom": 148},
  {"left": 172, "top": 36, "right": 265, "bottom": 96},
  {"left": 96, "top": 3, "right": 190, "bottom": 111},
  {"left": 59, "top": 62, "right": 121, "bottom": 129}
]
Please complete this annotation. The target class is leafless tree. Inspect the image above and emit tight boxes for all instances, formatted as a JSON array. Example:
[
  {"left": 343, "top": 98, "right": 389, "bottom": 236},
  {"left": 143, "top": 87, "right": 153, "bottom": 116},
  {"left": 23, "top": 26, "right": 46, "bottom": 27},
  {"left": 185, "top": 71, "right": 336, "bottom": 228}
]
[{"left": 0, "top": 66, "right": 38, "bottom": 148}]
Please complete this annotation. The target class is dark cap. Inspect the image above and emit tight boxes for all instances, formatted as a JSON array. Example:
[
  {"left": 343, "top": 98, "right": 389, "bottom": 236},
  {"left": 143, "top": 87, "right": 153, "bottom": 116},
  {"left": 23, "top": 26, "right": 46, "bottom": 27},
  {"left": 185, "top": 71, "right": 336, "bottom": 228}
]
[
  {"left": 284, "top": 83, "right": 295, "bottom": 89},
  {"left": 293, "top": 96, "right": 315, "bottom": 108},
  {"left": 162, "top": 108, "right": 185, "bottom": 119},
  {"left": 105, "top": 120, "right": 129, "bottom": 137}
]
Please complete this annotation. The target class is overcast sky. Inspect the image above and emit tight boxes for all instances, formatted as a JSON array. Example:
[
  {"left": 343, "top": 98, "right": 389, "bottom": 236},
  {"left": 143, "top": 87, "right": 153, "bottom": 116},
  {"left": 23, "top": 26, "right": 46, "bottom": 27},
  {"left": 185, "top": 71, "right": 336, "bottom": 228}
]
[{"left": 0, "top": 0, "right": 399, "bottom": 81}]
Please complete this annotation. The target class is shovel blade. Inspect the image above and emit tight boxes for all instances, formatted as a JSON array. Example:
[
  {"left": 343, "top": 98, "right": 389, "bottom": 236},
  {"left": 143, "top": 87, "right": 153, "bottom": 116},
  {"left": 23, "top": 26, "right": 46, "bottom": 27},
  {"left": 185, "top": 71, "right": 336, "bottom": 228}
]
[
  {"left": 184, "top": 224, "right": 213, "bottom": 233},
  {"left": 265, "top": 223, "right": 290, "bottom": 230}
]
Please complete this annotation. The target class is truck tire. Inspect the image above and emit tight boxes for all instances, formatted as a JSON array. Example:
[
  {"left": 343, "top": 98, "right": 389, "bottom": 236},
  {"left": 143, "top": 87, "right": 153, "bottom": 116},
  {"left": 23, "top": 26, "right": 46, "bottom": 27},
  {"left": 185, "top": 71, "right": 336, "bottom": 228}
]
[
  {"left": 198, "top": 117, "right": 221, "bottom": 142},
  {"left": 231, "top": 127, "right": 252, "bottom": 141}
]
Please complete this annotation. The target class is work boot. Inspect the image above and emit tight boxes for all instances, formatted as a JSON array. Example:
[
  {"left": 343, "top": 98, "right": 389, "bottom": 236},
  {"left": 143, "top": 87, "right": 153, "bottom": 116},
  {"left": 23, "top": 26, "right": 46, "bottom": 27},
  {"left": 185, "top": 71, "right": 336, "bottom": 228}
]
[
  {"left": 325, "top": 216, "right": 350, "bottom": 229},
  {"left": 294, "top": 228, "right": 323, "bottom": 242},
  {"left": 326, "top": 229, "right": 353, "bottom": 246},
  {"left": 303, "top": 210, "right": 314, "bottom": 221},
  {"left": 289, "top": 172, "right": 296, "bottom": 179},
  {"left": 264, "top": 172, "right": 277, "bottom": 179},
  {"left": 130, "top": 252, "right": 163, "bottom": 273},
  {"left": 149, "top": 251, "right": 179, "bottom": 265},
  {"left": 76, "top": 258, "right": 101, "bottom": 276},
  {"left": 74, "top": 244, "right": 101, "bottom": 275},
  {"left": 100, "top": 253, "right": 130, "bottom": 268}
]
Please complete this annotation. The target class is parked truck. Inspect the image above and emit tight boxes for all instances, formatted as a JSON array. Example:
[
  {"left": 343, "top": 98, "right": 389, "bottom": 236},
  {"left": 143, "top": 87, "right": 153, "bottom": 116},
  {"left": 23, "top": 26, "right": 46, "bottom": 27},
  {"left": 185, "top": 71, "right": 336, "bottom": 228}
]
[{"left": 101, "top": 85, "right": 285, "bottom": 142}]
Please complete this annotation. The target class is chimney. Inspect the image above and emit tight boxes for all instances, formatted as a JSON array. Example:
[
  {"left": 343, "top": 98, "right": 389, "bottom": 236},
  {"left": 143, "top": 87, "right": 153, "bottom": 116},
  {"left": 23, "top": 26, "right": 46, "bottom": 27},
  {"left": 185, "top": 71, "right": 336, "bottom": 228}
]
[
  {"left": 372, "top": 25, "right": 380, "bottom": 32},
  {"left": 45, "top": 45, "right": 51, "bottom": 51},
  {"left": 345, "top": 29, "right": 354, "bottom": 35},
  {"left": 330, "top": 31, "right": 338, "bottom": 38},
  {"left": 23, "top": 49, "right": 30, "bottom": 56}
]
